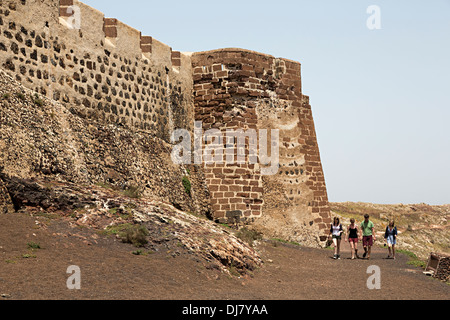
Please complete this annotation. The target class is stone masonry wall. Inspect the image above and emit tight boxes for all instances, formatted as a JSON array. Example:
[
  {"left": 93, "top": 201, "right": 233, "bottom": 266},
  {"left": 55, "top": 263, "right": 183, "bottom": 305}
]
[
  {"left": 191, "top": 49, "right": 265, "bottom": 223},
  {"left": 191, "top": 49, "right": 330, "bottom": 243},
  {"left": 0, "top": 0, "right": 211, "bottom": 217},
  {"left": 0, "top": 1, "right": 330, "bottom": 244},
  {"left": 0, "top": 0, "right": 192, "bottom": 143}
]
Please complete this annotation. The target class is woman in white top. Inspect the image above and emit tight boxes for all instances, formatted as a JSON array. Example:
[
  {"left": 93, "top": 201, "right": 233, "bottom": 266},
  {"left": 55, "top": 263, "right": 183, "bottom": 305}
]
[{"left": 329, "top": 217, "right": 344, "bottom": 260}]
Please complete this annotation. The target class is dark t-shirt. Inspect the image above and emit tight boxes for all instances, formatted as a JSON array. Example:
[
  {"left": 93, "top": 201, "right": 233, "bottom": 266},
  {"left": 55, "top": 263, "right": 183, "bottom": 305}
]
[{"left": 348, "top": 225, "right": 358, "bottom": 239}]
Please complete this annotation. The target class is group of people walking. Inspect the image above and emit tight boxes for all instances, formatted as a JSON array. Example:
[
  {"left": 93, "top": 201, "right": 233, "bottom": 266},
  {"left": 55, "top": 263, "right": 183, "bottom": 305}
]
[{"left": 328, "top": 214, "right": 398, "bottom": 260}]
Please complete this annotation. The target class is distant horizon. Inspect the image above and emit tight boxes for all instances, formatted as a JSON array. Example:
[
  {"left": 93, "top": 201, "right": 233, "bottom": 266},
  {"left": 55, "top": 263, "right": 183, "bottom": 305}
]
[
  {"left": 329, "top": 200, "right": 450, "bottom": 206},
  {"left": 81, "top": 0, "right": 450, "bottom": 206}
]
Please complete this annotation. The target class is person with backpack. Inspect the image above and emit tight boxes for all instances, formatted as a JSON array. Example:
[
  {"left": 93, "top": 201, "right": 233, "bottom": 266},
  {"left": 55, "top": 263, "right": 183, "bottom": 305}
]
[
  {"left": 384, "top": 220, "right": 398, "bottom": 259},
  {"left": 329, "top": 217, "right": 344, "bottom": 260},
  {"left": 346, "top": 218, "right": 360, "bottom": 260}
]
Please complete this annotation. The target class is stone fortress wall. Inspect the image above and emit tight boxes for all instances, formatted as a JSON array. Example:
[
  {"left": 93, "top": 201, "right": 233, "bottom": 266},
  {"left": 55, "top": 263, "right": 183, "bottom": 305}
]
[
  {"left": 0, "top": 0, "right": 193, "bottom": 143},
  {"left": 191, "top": 49, "right": 331, "bottom": 242},
  {"left": 0, "top": 0, "right": 331, "bottom": 244}
]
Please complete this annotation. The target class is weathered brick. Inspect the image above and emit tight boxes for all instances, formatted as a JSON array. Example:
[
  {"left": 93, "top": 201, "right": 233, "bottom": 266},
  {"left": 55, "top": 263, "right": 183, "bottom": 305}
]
[
  {"left": 60, "top": 0, "right": 74, "bottom": 6},
  {"left": 229, "top": 185, "right": 241, "bottom": 192}
]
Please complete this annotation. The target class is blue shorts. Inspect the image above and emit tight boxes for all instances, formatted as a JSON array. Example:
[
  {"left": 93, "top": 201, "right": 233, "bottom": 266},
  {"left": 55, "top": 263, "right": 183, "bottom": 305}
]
[{"left": 386, "top": 235, "right": 396, "bottom": 246}]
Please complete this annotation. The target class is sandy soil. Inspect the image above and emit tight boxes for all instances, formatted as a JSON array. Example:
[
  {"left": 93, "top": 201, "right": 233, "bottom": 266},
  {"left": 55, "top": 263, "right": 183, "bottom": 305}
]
[{"left": 0, "top": 212, "right": 449, "bottom": 301}]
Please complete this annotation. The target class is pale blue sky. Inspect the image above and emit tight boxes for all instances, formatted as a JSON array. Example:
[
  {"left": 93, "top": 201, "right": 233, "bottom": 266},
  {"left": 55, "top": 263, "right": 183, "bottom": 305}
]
[{"left": 82, "top": 0, "right": 450, "bottom": 205}]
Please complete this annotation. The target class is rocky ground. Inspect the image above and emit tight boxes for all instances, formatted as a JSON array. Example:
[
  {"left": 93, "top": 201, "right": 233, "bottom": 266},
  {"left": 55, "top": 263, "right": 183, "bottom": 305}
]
[
  {"left": 0, "top": 177, "right": 261, "bottom": 277},
  {"left": 0, "top": 193, "right": 449, "bottom": 300}
]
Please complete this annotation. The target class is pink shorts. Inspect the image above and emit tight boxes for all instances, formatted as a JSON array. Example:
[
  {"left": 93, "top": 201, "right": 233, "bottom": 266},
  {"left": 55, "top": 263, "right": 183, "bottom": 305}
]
[{"left": 349, "top": 238, "right": 358, "bottom": 244}]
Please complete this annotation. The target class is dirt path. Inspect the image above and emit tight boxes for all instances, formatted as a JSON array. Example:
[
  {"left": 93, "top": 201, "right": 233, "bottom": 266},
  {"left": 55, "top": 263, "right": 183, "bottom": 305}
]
[{"left": 0, "top": 212, "right": 448, "bottom": 300}]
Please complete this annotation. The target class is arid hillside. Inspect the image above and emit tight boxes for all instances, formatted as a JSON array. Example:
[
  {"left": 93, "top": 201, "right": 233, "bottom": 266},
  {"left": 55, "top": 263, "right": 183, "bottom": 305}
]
[{"left": 330, "top": 202, "right": 449, "bottom": 261}]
